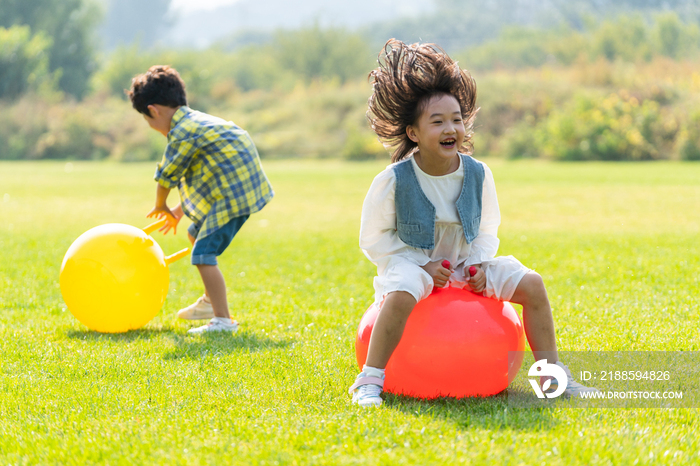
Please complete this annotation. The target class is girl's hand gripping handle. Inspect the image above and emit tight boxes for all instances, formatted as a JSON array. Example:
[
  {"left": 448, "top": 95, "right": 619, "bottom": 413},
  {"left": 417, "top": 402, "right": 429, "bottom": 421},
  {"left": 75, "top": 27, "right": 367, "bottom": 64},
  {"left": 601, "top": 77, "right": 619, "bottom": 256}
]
[
  {"left": 467, "top": 265, "right": 485, "bottom": 294},
  {"left": 442, "top": 261, "right": 477, "bottom": 277},
  {"left": 422, "top": 260, "right": 452, "bottom": 289}
]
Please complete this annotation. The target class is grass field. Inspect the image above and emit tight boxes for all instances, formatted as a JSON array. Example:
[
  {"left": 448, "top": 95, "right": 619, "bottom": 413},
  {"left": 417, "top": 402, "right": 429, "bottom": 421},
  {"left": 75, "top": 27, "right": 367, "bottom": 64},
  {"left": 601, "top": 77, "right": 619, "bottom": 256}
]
[{"left": 1, "top": 159, "right": 699, "bottom": 465}]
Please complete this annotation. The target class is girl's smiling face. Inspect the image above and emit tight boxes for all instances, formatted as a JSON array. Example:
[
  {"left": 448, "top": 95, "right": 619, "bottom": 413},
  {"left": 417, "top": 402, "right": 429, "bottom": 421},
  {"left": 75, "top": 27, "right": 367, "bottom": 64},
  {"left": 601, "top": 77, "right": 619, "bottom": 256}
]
[{"left": 406, "top": 93, "right": 465, "bottom": 173}]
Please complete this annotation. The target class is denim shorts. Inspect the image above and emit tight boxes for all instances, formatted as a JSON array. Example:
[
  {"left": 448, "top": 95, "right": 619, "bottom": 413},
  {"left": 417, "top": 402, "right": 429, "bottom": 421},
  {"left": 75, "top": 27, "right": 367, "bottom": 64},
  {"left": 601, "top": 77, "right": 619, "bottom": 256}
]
[{"left": 187, "top": 215, "right": 249, "bottom": 265}]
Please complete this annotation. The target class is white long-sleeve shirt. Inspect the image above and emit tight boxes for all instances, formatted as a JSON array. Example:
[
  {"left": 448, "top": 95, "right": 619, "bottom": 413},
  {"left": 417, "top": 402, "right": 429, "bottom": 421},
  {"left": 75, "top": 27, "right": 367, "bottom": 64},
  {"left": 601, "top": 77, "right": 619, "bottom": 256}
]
[{"left": 360, "top": 156, "right": 505, "bottom": 302}]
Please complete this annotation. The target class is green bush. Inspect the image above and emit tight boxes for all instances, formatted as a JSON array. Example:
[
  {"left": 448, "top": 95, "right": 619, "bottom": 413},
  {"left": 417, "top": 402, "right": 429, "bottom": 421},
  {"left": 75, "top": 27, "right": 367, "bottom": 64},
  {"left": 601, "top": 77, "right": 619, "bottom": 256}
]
[
  {"left": 36, "top": 110, "right": 98, "bottom": 159},
  {"left": 0, "top": 95, "right": 164, "bottom": 161},
  {"left": 341, "top": 124, "right": 386, "bottom": 161},
  {"left": 533, "top": 91, "right": 679, "bottom": 161},
  {"left": 501, "top": 121, "right": 540, "bottom": 159},
  {"left": 677, "top": 111, "right": 700, "bottom": 161},
  {"left": 0, "top": 97, "right": 49, "bottom": 159}
]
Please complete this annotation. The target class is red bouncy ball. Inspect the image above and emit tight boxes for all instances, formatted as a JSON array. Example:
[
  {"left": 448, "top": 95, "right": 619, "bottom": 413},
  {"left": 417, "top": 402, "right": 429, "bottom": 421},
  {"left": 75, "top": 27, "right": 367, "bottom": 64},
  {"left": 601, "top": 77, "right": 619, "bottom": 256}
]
[{"left": 355, "top": 286, "right": 526, "bottom": 399}]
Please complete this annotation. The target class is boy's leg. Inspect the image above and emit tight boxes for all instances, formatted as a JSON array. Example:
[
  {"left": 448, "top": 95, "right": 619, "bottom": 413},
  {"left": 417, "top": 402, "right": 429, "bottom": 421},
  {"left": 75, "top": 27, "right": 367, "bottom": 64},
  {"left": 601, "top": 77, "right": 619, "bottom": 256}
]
[
  {"left": 183, "top": 216, "right": 248, "bottom": 333},
  {"left": 190, "top": 229, "right": 231, "bottom": 318},
  {"left": 178, "top": 230, "right": 238, "bottom": 333},
  {"left": 185, "top": 261, "right": 238, "bottom": 333},
  {"left": 177, "top": 232, "right": 216, "bottom": 320},
  {"left": 196, "top": 264, "right": 230, "bottom": 319}
]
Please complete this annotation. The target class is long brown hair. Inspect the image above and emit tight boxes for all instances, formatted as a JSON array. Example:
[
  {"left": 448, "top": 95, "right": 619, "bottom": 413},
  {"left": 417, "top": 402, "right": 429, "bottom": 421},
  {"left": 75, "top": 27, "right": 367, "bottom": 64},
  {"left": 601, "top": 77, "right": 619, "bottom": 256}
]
[{"left": 367, "top": 39, "right": 478, "bottom": 163}]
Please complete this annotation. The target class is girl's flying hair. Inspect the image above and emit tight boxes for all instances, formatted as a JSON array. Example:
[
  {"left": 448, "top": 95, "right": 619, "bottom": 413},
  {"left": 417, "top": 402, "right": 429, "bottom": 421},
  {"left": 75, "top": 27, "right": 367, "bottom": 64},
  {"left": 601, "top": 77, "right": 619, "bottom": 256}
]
[{"left": 367, "top": 39, "right": 477, "bottom": 163}]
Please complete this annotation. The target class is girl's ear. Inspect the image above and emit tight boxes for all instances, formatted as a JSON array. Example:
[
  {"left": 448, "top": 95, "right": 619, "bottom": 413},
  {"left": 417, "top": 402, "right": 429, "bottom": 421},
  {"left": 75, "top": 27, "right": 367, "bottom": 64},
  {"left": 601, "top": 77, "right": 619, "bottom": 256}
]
[{"left": 406, "top": 125, "right": 419, "bottom": 144}]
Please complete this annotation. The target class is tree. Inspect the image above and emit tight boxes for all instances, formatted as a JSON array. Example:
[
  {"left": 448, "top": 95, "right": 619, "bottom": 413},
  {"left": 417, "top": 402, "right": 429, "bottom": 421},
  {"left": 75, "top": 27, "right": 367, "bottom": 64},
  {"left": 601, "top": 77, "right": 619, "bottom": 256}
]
[
  {"left": 656, "top": 12, "right": 683, "bottom": 58},
  {"left": 0, "top": 0, "right": 100, "bottom": 99},
  {"left": 0, "top": 25, "right": 53, "bottom": 99},
  {"left": 273, "top": 26, "right": 373, "bottom": 83}
]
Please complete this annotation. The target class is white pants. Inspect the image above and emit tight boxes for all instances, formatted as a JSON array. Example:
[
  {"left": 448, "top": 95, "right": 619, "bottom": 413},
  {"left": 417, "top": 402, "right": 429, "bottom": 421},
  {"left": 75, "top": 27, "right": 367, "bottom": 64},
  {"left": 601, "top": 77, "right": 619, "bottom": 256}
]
[{"left": 373, "top": 255, "right": 530, "bottom": 304}]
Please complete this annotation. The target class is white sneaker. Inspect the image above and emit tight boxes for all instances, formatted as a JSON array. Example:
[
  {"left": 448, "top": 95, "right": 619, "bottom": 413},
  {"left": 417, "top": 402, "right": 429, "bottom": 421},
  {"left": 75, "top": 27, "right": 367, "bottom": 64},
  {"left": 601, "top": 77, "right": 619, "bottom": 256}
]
[
  {"left": 543, "top": 361, "right": 600, "bottom": 398},
  {"left": 177, "top": 295, "right": 214, "bottom": 320},
  {"left": 187, "top": 318, "right": 239, "bottom": 335},
  {"left": 349, "top": 373, "right": 384, "bottom": 407}
]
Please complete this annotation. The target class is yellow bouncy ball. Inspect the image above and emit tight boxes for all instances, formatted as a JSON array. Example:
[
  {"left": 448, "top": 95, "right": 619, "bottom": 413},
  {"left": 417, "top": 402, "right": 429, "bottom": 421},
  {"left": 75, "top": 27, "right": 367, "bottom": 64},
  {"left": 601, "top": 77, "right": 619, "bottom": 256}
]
[{"left": 60, "top": 219, "right": 189, "bottom": 333}]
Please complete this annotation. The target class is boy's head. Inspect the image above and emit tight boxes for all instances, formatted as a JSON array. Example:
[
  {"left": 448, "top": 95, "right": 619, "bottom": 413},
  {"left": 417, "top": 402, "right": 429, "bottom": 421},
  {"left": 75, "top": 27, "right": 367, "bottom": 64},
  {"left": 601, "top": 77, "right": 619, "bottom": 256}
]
[
  {"left": 127, "top": 65, "right": 187, "bottom": 118},
  {"left": 367, "top": 39, "right": 477, "bottom": 163}
]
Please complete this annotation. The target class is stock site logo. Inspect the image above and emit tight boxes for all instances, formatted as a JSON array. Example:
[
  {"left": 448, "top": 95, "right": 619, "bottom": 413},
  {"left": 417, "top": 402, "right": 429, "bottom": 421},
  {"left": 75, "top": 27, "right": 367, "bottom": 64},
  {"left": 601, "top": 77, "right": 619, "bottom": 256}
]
[{"left": 528, "top": 359, "right": 567, "bottom": 398}]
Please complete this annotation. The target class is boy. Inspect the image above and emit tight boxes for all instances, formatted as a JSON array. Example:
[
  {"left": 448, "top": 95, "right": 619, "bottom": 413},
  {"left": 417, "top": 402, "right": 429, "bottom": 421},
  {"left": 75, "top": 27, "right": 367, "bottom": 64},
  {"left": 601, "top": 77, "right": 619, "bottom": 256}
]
[{"left": 128, "top": 65, "right": 273, "bottom": 334}]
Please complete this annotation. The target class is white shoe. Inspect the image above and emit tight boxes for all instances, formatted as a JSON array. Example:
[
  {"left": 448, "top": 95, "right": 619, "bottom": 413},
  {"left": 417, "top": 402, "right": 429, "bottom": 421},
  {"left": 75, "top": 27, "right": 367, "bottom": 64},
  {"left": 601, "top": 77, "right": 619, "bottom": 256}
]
[
  {"left": 177, "top": 295, "right": 214, "bottom": 320},
  {"left": 349, "top": 373, "right": 384, "bottom": 407},
  {"left": 187, "top": 318, "right": 239, "bottom": 334},
  {"left": 543, "top": 361, "right": 600, "bottom": 398}
]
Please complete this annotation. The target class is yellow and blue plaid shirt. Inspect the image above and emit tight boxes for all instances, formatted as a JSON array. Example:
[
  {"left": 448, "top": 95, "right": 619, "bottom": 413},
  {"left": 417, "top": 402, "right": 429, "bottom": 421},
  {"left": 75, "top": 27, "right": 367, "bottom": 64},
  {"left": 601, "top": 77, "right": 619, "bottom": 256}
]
[{"left": 154, "top": 106, "right": 274, "bottom": 240}]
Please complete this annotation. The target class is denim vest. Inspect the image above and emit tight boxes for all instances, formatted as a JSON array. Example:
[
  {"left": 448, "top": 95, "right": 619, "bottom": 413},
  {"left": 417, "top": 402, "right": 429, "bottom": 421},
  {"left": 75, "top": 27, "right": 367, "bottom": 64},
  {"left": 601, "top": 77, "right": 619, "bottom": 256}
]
[{"left": 393, "top": 154, "right": 485, "bottom": 250}]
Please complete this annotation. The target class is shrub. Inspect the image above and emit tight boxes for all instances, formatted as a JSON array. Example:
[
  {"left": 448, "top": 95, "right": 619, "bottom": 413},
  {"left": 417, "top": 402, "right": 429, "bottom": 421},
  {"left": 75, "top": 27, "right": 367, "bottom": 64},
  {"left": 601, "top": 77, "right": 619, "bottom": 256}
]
[
  {"left": 677, "top": 111, "right": 700, "bottom": 161},
  {"left": 0, "top": 94, "right": 164, "bottom": 161},
  {"left": 534, "top": 91, "right": 679, "bottom": 161},
  {"left": 341, "top": 124, "right": 386, "bottom": 161}
]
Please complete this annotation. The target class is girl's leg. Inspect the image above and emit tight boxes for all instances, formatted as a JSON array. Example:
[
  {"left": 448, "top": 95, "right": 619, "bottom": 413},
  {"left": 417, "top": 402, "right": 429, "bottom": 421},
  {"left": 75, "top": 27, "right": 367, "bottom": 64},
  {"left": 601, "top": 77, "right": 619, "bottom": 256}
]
[
  {"left": 365, "top": 291, "right": 417, "bottom": 368},
  {"left": 509, "top": 271, "right": 558, "bottom": 363},
  {"left": 509, "top": 271, "right": 600, "bottom": 396}
]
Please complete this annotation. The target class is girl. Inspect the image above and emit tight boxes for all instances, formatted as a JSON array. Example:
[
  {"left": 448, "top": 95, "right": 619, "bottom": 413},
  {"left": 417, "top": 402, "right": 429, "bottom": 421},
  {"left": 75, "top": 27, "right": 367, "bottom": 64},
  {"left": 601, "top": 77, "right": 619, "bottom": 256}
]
[{"left": 349, "top": 39, "right": 596, "bottom": 407}]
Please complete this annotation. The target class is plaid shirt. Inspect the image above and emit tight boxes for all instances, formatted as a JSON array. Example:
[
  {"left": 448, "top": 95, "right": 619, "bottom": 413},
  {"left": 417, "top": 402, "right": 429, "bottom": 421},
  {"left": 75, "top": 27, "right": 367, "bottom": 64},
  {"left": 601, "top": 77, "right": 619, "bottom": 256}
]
[{"left": 154, "top": 106, "right": 274, "bottom": 240}]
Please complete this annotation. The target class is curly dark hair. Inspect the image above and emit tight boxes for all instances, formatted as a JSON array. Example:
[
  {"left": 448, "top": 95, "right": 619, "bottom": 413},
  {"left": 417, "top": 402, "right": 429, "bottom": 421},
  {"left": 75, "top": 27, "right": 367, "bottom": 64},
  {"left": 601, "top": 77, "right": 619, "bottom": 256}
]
[
  {"left": 367, "top": 39, "right": 478, "bottom": 163},
  {"left": 127, "top": 65, "right": 187, "bottom": 117}
]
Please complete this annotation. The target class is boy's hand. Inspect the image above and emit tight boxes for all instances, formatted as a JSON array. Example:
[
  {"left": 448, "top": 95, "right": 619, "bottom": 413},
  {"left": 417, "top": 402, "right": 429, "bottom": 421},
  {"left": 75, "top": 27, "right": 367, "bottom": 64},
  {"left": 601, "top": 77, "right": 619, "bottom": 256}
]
[
  {"left": 421, "top": 260, "right": 452, "bottom": 288},
  {"left": 147, "top": 205, "right": 181, "bottom": 235},
  {"left": 467, "top": 264, "right": 486, "bottom": 294}
]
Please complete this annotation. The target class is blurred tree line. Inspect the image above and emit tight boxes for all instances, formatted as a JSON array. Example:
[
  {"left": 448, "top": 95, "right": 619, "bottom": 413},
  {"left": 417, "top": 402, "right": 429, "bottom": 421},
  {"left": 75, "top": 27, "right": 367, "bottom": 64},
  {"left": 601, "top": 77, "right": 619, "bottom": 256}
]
[
  {"left": 397, "top": 0, "right": 700, "bottom": 47},
  {"left": 0, "top": 0, "right": 99, "bottom": 99},
  {"left": 2, "top": 0, "right": 700, "bottom": 161},
  {"left": 462, "top": 12, "right": 700, "bottom": 69}
]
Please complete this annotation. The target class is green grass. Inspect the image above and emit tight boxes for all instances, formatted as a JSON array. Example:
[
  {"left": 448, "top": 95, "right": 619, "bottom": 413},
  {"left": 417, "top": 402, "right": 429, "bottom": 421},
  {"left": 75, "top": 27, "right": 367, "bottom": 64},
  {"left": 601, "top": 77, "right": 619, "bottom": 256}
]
[{"left": 1, "top": 159, "right": 699, "bottom": 465}]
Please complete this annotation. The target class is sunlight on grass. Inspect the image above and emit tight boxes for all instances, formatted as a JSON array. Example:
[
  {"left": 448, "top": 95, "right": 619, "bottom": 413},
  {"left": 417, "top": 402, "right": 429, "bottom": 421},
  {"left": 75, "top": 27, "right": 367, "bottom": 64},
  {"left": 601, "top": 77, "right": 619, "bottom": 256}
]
[{"left": 1, "top": 160, "right": 699, "bottom": 464}]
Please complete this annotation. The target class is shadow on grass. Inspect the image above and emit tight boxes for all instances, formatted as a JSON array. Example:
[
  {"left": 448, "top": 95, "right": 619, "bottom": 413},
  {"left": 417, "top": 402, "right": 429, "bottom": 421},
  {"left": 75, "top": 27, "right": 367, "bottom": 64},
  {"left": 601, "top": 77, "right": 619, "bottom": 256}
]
[
  {"left": 66, "top": 327, "right": 294, "bottom": 359},
  {"left": 66, "top": 328, "right": 179, "bottom": 342},
  {"left": 162, "top": 330, "right": 294, "bottom": 360},
  {"left": 385, "top": 386, "right": 558, "bottom": 432}
]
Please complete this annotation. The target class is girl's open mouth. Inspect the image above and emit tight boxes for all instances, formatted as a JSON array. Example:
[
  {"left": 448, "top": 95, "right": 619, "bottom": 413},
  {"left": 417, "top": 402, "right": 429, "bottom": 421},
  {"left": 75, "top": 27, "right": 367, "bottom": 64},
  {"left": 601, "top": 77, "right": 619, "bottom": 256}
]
[{"left": 440, "top": 139, "right": 456, "bottom": 148}]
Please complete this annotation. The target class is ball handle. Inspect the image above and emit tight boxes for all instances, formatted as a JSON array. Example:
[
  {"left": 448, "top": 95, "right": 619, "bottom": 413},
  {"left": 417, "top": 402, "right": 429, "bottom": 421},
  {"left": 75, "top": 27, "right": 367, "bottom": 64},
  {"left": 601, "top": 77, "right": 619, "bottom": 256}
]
[
  {"left": 442, "top": 261, "right": 477, "bottom": 277},
  {"left": 143, "top": 218, "right": 167, "bottom": 235},
  {"left": 165, "top": 248, "right": 190, "bottom": 265}
]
